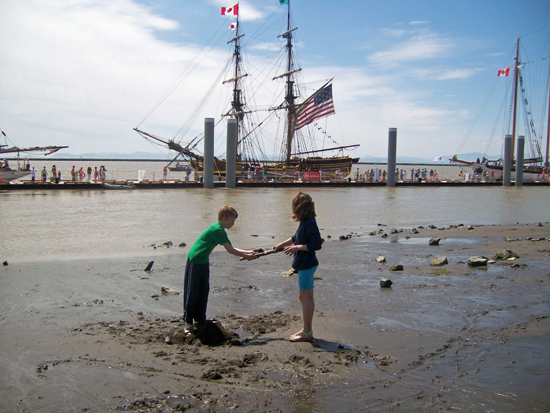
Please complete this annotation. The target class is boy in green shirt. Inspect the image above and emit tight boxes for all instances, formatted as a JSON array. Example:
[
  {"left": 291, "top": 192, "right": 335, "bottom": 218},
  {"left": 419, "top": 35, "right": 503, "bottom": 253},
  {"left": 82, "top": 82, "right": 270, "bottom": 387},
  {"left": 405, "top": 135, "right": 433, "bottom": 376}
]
[{"left": 183, "top": 205, "right": 256, "bottom": 333}]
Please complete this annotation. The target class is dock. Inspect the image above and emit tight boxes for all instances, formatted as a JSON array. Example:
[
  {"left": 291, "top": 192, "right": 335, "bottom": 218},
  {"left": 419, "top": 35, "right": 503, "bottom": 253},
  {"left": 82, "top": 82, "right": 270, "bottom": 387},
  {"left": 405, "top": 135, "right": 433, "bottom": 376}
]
[{"left": 1, "top": 179, "right": 548, "bottom": 190}]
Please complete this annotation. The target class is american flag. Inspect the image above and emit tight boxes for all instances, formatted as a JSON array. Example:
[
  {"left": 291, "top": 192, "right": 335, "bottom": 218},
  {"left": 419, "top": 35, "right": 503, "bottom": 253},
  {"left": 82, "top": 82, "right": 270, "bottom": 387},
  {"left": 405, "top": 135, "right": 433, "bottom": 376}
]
[{"left": 295, "top": 84, "right": 335, "bottom": 130}]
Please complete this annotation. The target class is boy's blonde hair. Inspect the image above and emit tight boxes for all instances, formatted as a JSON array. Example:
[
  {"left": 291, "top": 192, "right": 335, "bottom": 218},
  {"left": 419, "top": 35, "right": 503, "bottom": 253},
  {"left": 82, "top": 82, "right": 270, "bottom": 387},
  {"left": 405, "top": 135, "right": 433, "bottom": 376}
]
[
  {"left": 218, "top": 205, "right": 238, "bottom": 221},
  {"left": 291, "top": 192, "right": 316, "bottom": 222}
]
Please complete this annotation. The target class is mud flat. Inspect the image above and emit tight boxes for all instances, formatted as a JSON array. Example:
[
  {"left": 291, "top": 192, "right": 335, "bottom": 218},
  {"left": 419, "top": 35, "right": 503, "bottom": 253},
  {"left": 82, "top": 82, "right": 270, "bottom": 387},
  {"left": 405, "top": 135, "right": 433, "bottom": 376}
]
[{"left": 1, "top": 223, "right": 549, "bottom": 412}]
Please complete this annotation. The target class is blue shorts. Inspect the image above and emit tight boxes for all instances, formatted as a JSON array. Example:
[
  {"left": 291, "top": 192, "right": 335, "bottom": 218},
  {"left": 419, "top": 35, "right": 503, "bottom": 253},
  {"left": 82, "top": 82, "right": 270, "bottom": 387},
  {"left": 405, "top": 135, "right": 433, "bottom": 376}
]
[{"left": 298, "top": 266, "right": 317, "bottom": 290}]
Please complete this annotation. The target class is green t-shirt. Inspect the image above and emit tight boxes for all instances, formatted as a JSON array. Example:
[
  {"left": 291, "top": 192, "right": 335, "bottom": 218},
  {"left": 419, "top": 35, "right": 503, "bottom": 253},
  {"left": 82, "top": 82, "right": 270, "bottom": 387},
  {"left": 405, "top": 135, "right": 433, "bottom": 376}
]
[{"left": 187, "top": 222, "right": 231, "bottom": 264}]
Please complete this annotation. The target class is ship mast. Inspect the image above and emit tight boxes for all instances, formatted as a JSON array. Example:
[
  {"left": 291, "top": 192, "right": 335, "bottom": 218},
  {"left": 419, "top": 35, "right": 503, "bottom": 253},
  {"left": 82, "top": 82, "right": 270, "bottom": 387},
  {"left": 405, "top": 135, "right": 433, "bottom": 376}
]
[
  {"left": 546, "top": 55, "right": 550, "bottom": 168},
  {"left": 511, "top": 37, "right": 520, "bottom": 160},
  {"left": 277, "top": 0, "right": 299, "bottom": 166},
  {"left": 222, "top": 13, "right": 248, "bottom": 162}
]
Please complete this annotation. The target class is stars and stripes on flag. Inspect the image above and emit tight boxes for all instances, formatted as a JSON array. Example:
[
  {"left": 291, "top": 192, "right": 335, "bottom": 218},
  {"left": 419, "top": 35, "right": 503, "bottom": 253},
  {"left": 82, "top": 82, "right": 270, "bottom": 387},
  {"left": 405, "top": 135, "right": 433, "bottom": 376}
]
[
  {"left": 497, "top": 68, "right": 510, "bottom": 77},
  {"left": 221, "top": 4, "right": 239, "bottom": 15},
  {"left": 295, "top": 84, "right": 335, "bottom": 130},
  {"left": 229, "top": 22, "right": 237, "bottom": 30}
]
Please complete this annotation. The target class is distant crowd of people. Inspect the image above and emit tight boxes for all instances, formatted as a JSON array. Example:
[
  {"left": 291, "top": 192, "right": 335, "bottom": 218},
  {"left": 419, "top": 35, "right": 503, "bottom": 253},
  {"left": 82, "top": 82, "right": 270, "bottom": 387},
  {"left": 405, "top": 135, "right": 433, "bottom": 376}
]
[
  {"left": 347, "top": 167, "right": 439, "bottom": 183},
  {"left": 30, "top": 165, "right": 107, "bottom": 183},
  {"left": 14, "top": 162, "right": 550, "bottom": 184}
]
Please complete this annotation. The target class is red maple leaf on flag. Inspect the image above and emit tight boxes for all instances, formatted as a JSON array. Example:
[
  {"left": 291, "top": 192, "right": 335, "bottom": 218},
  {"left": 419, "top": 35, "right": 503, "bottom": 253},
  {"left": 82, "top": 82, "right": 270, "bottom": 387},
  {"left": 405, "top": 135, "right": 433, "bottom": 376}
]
[{"left": 221, "top": 4, "right": 239, "bottom": 15}]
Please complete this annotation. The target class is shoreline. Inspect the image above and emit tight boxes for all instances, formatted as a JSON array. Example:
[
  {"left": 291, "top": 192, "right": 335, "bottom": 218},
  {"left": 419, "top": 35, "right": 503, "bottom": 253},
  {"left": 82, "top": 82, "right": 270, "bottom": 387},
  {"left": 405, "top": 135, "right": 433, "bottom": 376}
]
[{"left": 1, "top": 223, "right": 549, "bottom": 412}]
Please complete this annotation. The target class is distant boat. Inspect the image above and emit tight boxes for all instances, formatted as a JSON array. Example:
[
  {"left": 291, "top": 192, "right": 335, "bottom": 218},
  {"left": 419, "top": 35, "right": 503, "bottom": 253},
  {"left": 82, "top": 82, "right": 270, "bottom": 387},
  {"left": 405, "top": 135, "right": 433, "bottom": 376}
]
[
  {"left": 451, "top": 37, "right": 549, "bottom": 180},
  {"left": 102, "top": 182, "right": 135, "bottom": 190},
  {"left": 167, "top": 162, "right": 193, "bottom": 173},
  {"left": 135, "top": 0, "right": 359, "bottom": 178},
  {"left": 0, "top": 129, "right": 68, "bottom": 182}
]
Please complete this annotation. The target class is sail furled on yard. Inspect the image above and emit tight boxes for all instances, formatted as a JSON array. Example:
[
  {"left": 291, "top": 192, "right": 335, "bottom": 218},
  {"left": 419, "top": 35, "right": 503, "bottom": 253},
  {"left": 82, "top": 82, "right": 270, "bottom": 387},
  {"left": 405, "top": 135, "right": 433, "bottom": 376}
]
[{"left": 295, "top": 83, "right": 335, "bottom": 130}]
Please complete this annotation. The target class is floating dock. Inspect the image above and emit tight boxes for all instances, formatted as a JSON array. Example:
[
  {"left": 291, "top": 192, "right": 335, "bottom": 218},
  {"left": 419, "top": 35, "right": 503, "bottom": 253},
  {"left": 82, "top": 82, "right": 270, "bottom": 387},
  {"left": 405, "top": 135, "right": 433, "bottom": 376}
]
[{"left": 1, "top": 179, "right": 548, "bottom": 190}]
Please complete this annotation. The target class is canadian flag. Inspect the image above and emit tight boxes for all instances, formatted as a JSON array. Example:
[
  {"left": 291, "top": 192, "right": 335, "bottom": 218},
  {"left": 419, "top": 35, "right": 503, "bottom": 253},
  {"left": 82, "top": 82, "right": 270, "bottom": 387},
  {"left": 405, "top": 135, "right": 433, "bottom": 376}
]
[
  {"left": 221, "top": 4, "right": 239, "bottom": 15},
  {"left": 497, "top": 68, "right": 510, "bottom": 77}
]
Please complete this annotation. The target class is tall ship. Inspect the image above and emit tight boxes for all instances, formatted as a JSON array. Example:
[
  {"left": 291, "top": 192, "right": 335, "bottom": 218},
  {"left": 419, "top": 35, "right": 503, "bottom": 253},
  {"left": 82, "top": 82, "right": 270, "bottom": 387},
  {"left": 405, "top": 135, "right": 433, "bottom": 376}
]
[
  {"left": 135, "top": 1, "right": 359, "bottom": 178},
  {"left": 451, "top": 36, "right": 550, "bottom": 179}
]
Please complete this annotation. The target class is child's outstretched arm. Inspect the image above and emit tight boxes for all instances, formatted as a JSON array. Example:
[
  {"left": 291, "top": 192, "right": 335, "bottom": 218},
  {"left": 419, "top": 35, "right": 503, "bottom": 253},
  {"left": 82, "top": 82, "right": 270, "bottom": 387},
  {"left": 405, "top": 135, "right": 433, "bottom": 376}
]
[
  {"left": 282, "top": 244, "right": 309, "bottom": 256},
  {"left": 273, "top": 237, "right": 293, "bottom": 253},
  {"left": 222, "top": 243, "right": 257, "bottom": 260}
]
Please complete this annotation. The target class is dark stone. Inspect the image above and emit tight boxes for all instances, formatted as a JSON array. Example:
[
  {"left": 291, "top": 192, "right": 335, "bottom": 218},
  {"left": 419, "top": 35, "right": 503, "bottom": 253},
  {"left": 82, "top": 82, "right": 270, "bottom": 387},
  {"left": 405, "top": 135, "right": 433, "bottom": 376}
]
[
  {"left": 493, "top": 249, "right": 520, "bottom": 260},
  {"left": 380, "top": 278, "right": 393, "bottom": 288},
  {"left": 144, "top": 261, "right": 154, "bottom": 271},
  {"left": 430, "top": 257, "right": 448, "bottom": 266},
  {"left": 2, "top": 261, "right": 8, "bottom": 266},
  {"left": 467, "top": 256, "right": 488, "bottom": 267},
  {"left": 389, "top": 264, "right": 403, "bottom": 271},
  {"left": 429, "top": 237, "right": 441, "bottom": 246},
  {"left": 202, "top": 370, "right": 223, "bottom": 380}
]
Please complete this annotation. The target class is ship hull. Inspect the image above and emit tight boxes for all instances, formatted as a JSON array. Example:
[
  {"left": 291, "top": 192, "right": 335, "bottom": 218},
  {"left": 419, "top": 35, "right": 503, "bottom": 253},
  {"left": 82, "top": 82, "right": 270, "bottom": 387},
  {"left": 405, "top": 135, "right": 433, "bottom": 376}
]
[
  {"left": 0, "top": 168, "right": 31, "bottom": 182},
  {"left": 185, "top": 156, "right": 358, "bottom": 177}
]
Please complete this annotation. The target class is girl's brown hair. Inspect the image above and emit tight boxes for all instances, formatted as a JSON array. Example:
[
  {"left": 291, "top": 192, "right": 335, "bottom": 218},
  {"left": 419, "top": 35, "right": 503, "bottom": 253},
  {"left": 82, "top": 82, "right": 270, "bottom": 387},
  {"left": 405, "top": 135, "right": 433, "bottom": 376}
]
[{"left": 291, "top": 192, "right": 316, "bottom": 222}]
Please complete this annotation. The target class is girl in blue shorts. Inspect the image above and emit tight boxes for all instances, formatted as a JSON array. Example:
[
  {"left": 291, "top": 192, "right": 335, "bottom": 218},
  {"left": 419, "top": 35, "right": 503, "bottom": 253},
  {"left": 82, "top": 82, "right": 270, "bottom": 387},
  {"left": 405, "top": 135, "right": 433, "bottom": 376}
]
[{"left": 274, "top": 192, "right": 322, "bottom": 342}]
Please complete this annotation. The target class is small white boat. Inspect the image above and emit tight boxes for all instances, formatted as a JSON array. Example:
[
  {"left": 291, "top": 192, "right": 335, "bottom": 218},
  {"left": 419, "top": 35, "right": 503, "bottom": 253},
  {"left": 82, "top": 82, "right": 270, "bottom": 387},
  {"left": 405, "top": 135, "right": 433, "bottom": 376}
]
[{"left": 102, "top": 182, "right": 136, "bottom": 190}]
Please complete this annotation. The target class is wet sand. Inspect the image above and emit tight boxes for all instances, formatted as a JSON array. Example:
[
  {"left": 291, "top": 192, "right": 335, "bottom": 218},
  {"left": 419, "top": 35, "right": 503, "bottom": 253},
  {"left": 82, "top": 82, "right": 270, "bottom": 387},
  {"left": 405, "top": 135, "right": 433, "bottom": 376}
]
[{"left": 1, "top": 223, "right": 549, "bottom": 412}]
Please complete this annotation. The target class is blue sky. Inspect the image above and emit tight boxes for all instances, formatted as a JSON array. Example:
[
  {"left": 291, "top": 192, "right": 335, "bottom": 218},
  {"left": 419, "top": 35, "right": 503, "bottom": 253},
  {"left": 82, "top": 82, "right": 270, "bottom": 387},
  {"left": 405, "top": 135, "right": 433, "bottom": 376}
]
[{"left": 0, "top": 0, "right": 549, "bottom": 161}]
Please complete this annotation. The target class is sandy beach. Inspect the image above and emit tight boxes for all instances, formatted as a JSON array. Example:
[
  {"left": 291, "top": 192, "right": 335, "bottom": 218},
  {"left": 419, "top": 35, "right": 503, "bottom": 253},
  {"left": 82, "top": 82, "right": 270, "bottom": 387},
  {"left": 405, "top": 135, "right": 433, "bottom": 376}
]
[{"left": 1, "top": 222, "right": 549, "bottom": 412}]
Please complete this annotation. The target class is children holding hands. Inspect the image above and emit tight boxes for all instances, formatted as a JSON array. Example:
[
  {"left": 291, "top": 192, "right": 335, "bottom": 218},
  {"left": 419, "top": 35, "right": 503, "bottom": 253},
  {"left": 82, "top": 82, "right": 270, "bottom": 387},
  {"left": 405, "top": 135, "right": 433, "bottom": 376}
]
[{"left": 183, "top": 194, "right": 322, "bottom": 343}]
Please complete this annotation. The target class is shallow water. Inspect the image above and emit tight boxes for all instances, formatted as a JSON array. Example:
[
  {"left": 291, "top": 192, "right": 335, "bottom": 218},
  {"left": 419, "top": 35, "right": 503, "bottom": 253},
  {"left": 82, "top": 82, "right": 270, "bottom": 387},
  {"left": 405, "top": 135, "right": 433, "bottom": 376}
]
[{"left": 1, "top": 185, "right": 548, "bottom": 262}]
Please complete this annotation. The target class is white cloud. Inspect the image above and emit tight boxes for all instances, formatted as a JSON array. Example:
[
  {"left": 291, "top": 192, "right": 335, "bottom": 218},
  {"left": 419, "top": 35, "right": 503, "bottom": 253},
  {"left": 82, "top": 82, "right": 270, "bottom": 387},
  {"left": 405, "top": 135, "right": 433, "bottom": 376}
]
[
  {"left": 381, "top": 28, "right": 408, "bottom": 38},
  {"left": 250, "top": 41, "right": 281, "bottom": 52},
  {"left": 0, "top": 1, "right": 520, "bottom": 160},
  {"left": 368, "top": 32, "right": 455, "bottom": 66},
  {"left": 0, "top": 0, "right": 229, "bottom": 153},
  {"left": 409, "top": 67, "right": 479, "bottom": 81}
]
